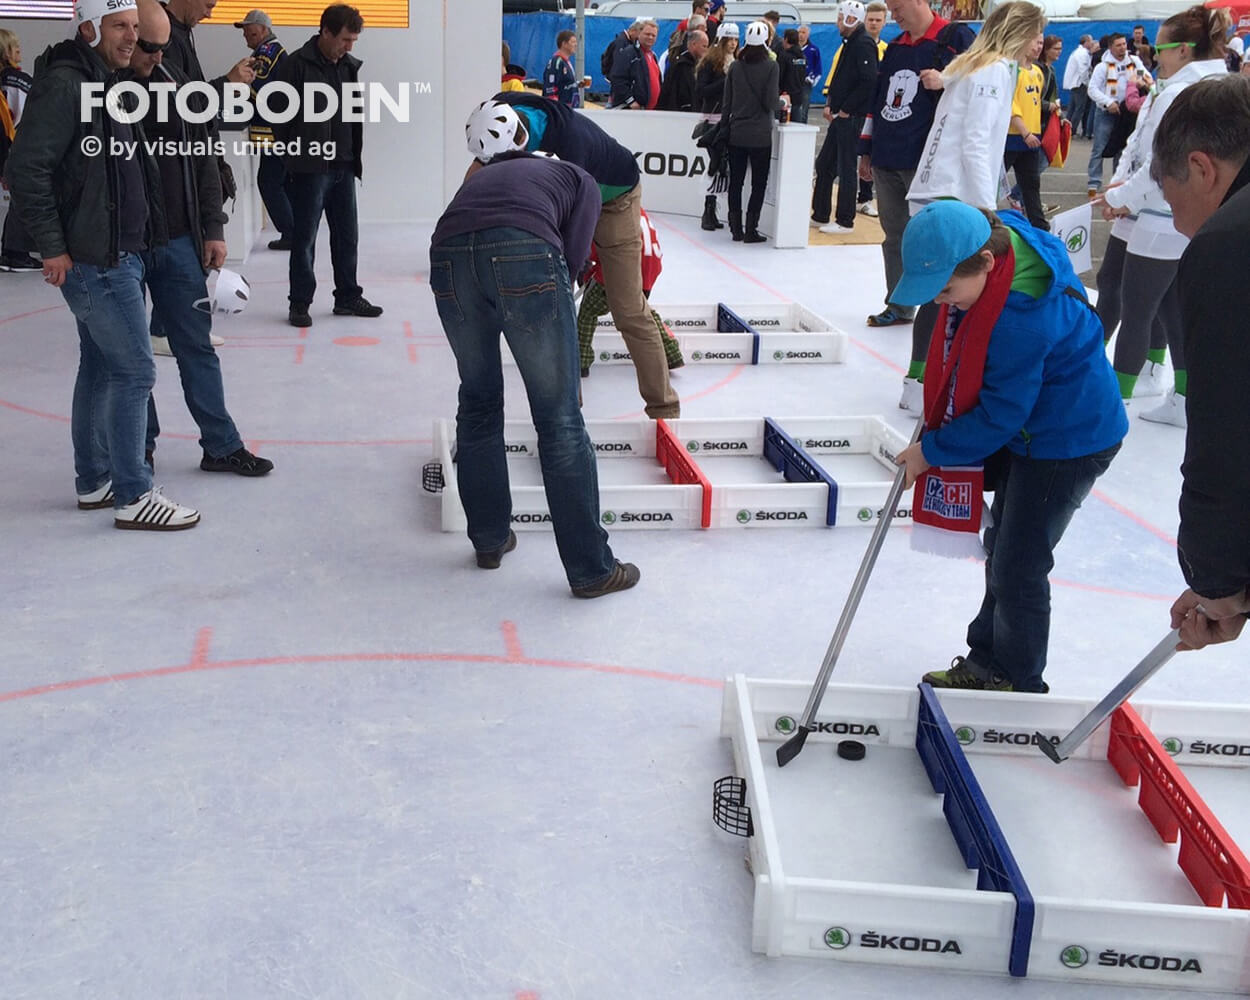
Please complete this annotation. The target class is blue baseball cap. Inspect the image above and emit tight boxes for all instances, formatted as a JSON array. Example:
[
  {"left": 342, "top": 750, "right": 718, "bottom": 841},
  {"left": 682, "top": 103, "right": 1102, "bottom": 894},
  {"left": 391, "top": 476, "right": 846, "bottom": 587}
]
[{"left": 891, "top": 201, "right": 993, "bottom": 307}]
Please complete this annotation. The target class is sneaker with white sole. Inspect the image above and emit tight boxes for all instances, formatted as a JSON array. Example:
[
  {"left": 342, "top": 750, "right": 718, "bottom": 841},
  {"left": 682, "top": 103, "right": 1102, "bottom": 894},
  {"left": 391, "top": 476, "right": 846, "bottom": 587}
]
[
  {"left": 857, "top": 201, "right": 878, "bottom": 217},
  {"left": 114, "top": 487, "right": 200, "bottom": 530},
  {"left": 210, "top": 333, "right": 224, "bottom": 347},
  {"left": 819, "top": 222, "right": 855, "bottom": 234},
  {"left": 1134, "top": 360, "right": 1166, "bottom": 398},
  {"left": 1139, "top": 389, "right": 1186, "bottom": 428},
  {"left": 899, "top": 376, "right": 923, "bottom": 413},
  {"left": 151, "top": 336, "right": 173, "bottom": 357},
  {"left": 77, "top": 481, "right": 114, "bottom": 510}
]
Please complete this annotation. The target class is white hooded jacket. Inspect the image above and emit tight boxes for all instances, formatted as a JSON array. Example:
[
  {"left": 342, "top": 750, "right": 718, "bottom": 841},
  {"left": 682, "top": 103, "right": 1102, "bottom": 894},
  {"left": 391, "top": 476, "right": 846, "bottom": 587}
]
[
  {"left": 906, "top": 58, "right": 1015, "bottom": 211},
  {"left": 1105, "top": 59, "right": 1229, "bottom": 259},
  {"left": 1088, "top": 48, "right": 1147, "bottom": 109}
]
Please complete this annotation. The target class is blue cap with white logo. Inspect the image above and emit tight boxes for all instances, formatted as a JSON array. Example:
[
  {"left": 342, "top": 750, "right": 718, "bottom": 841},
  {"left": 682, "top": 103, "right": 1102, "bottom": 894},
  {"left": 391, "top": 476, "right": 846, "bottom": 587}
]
[{"left": 891, "top": 201, "right": 993, "bottom": 307}]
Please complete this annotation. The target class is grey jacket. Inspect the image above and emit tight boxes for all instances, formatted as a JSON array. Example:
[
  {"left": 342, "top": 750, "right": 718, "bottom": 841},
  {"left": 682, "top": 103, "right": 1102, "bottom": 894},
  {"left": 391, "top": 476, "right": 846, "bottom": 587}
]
[{"left": 723, "top": 55, "right": 781, "bottom": 148}]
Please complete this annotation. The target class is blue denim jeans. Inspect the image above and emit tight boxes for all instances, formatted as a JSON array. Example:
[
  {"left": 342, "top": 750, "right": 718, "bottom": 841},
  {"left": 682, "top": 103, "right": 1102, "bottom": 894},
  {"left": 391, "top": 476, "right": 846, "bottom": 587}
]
[
  {"left": 59, "top": 253, "right": 155, "bottom": 507},
  {"left": 429, "top": 227, "right": 617, "bottom": 589},
  {"left": 257, "top": 152, "right": 293, "bottom": 238},
  {"left": 1086, "top": 107, "right": 1119, "bottom": 190},
  {"left": 965, "top": 444, "right": 1121, "bottom": 692},
  {"left": 285, "top": 168, "right": 362, "bottom": 307},
  {"left": 143, "top": 234, "right": 244, "bottom": 458}
]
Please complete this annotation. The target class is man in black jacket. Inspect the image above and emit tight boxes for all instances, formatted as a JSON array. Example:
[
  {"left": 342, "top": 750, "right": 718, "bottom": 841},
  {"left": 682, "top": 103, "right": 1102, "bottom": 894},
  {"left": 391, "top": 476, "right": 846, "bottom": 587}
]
[
  {"left": 272, "top": 3, "right": 381, "bottom": 327},
  {"left": 657, "top": 29, "right": 706, "bottom": 111},
  {"left": 1152, "top": 75, "right": 1250, "bottom": 650},
  {"left": 131, "top": 0, "right": 272, "bottom": 477},
  {"left": 780, "top": 29, "right": 810, "bottom": 123},
  {"left": 5, "top": 0, "right": 200, "bottom": 529},
  {"left": 162, "top": 0, "right": 256, "bottom": 113},
  {"left": 811, "top": 0, "right": 878, "bottom": 233}
]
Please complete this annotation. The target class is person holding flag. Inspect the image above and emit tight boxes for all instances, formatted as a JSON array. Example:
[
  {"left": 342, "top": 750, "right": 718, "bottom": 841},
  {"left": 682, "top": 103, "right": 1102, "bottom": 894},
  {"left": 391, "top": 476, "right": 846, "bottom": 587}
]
[{"left": 891, "top": 201, "right": 1126, "bottom": 693}]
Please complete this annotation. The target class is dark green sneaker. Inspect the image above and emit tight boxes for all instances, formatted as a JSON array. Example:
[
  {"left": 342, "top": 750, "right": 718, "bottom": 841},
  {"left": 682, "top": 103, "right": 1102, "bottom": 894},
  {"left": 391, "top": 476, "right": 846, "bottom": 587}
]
[{"left": 922, "top": 656, "right": 1013, "bottom": 691}]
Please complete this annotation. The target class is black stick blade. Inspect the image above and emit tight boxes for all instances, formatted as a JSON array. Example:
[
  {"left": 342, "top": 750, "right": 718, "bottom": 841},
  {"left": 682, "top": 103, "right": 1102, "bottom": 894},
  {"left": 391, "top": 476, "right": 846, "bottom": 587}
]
[
  {"left": 1035, "top": 732, "right": 1065, "bottom": 763},
  {"left": 776, "top": 727, "right": 810, "bottom": 767}
]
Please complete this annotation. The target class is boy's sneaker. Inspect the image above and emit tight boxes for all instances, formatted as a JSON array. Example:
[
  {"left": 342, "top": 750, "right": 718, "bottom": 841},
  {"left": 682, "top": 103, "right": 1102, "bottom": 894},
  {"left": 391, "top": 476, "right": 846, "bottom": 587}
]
[
  {"left": 867, "top": 308, "right": 912, "bottom": 327},
  {"left": 77, "top": 481, "right": 114, "bottom": 510},
  {"left": 819, "top": 222, "right": 854, "bottom": 234},
  {"left": 476, "top": 530, "right": 517, "bottom": 569},
  {"left": 0, "top": 252, "right": 41, "bottom": 272},
  {"left": 922, "top": 656, "right": 1013, "bottom": 691},
  {"left": 333, "top": 296, "right": 383, "bottom": 318},
  {"left": 200, "top": 447, "right": 274, "bottom": 477},
  {"left": 114, "top": 487, "right": 200, "bottom": 531},
  {"left": 1134, "top": 360, "right": 1166, "bottom": 398},
  {"left": 571, "top": 560, "right": 640, "bottom": 599},
  {"left": 1139, "top": 389, "right": 1186, "bottom": 428},
  {"left": 899, "top": 376, "right": 923, "bottom": 413},
  {"left": 857, "top": 201, "right": 878, "bottom": 217}
]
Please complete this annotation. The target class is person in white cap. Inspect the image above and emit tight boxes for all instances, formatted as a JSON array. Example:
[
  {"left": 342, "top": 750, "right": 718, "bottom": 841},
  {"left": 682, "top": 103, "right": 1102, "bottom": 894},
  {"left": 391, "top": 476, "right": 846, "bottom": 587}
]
[
  {"left": 234, "top": 9, "right": 292, "bottom": 251},
  {"left": 723, "top": 21, "right": 787, "bottom": 242},
  {"left": 811, "top": 0, "right": 879, "bottom": 234},
  {"left": 4, "top": 0, "right": 202, "bottom": 529}
]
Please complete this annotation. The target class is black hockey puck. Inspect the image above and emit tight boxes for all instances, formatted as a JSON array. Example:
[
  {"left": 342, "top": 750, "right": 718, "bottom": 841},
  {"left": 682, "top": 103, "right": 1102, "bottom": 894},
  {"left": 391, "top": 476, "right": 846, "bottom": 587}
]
[{"left": 837, "top": 739, "right": 866, "bottom": 761}]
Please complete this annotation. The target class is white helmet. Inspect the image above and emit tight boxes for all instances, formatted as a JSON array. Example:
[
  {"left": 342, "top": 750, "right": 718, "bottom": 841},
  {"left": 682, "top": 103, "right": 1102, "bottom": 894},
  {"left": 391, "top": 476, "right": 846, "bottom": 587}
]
[
  {"left": 839, "top": 0, "right": 866, "bottom": 27},
  {"left": 76, "top": 0, "right": 136, "bottom": 49},
  {"left": 744, "top": 20, "right": 769, "bottom": 47},
  {"left": 194, "top": 268, "right": 251, "bottom": 315},
  {"left": 466, "top": 100, "right": 524, "bottom": 163},
  {"left": 718, "top": 22, "right": 739, "bottom": 40}
]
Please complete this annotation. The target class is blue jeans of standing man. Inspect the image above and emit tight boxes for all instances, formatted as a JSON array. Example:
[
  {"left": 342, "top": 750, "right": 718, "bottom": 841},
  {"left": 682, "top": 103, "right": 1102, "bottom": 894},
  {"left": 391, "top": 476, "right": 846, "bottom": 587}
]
[
  {"left": 143, "top": 234, "right": 245, "bottom": 459},
  {"left": 286, "top": 167, "right": 362, "bottom": 308},
  {"left": 429, "top": 227, "right": 618, "bottom": 590},
  {"left": 1086, "top": 107, "right": 1119, "bottom": 190},
  {"left": 59, "top": 253, "right": 155, "bottom": 507},
  {"left": 965, "top": 444, "right": 1121, "bottom": 692},
  {"left": 257, "top": 152, "right": 293, "bottom": 239}
]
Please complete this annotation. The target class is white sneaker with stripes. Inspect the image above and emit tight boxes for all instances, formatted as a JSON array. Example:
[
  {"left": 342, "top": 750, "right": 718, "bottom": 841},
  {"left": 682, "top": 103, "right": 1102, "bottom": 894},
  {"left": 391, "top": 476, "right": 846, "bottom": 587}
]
[
  {"left": 77, "top": 480, "right": 114, "bottom": 510},
  {"left": 114, "top": 487, "right": 200, "bottom": 531}
]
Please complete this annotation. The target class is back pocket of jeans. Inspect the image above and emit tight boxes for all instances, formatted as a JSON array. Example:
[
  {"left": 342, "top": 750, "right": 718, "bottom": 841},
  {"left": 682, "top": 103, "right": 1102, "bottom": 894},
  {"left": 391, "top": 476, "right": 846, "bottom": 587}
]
[
  {"left": 428, "top": 259, "right": 463, "bottom": 324},
  {"left": 492, "top": 252, "right": 558, "bottom": 327}
]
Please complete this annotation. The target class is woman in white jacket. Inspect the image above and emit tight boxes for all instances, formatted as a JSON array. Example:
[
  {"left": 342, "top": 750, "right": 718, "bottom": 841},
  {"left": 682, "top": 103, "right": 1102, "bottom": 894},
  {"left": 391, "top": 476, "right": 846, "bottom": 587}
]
[
  {"left": 1095, "top": 5, "right": 1229, "bottom": 428},
  {"left": 895, "top": 1, "right": 1047, "bottom": 412}
]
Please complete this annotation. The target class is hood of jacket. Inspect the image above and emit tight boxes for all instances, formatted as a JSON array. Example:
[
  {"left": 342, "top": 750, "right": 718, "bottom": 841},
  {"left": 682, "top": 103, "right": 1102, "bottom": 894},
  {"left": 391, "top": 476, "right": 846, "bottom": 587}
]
[
  {"left": 1155, "top": 57, "right": 1226, "bottom": 94},
  {"left": 34, "top": 37, "right": 110, "bottom": 83},
  {"left": 998, "top": 208, "right": 1082, "bottom": 309}
]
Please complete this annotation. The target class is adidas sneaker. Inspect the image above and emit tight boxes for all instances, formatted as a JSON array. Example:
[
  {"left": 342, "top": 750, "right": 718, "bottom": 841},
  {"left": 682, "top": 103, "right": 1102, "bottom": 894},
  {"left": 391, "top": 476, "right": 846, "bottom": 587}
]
[{"left": 77, "top": 481, "right": 114, "bottom": 510}]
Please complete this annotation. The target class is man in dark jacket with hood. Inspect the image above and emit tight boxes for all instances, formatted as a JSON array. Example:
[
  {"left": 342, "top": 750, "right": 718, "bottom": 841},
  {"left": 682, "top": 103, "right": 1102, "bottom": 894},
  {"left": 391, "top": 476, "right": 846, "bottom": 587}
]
[
  {"left": 5, "top": 0, "right": 200, "bottom": 530},
  {"left": 657, "top": 28, "right": 707, "bottom": 111},
  {"left": 272, "top": 3, "right": 381, "bottom": 327},
  {"left": 130, "top": 0, "right": 273, "bottom": 478},
  {"left": 811, "top": 0, "right": 878, "bottom": 233},
  {"left": 1152, "top": 76, "right": 1250, "bottom": 650}
]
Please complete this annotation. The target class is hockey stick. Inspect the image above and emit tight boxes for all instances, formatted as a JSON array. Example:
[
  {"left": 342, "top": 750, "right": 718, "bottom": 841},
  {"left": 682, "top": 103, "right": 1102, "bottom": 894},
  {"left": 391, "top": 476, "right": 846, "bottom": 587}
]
[
  {"left": 776, "top": 419, "right": 924, "bottom": 768},
  {"left": 1035, "top": 628, "right": 1180, "bottom": 763}
]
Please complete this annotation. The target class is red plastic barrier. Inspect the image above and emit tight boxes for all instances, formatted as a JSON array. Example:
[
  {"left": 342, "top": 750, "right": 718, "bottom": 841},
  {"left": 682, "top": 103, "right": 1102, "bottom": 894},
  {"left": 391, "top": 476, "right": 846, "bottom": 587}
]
[
  {"left": 1108, "top": 705, "right": 1250, "bottom": 909},
  {"left": 655, "top": 420, "right": 712, "bottom": 528}
]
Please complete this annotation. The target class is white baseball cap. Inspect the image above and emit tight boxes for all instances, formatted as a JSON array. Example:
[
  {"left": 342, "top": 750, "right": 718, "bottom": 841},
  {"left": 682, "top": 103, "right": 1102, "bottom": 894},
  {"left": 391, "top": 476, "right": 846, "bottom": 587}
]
[
  {"left": 75, "top": 0, "right": 137, "bottom": 48},
  {"left": 840, "top": 0, "right": 866, "bottom": 27}
]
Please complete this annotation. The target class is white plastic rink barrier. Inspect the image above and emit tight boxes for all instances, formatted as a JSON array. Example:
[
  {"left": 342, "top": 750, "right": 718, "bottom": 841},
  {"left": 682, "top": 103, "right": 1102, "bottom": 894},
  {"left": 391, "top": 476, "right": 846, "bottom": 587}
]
[
  {"left": 428, "top": 416, "right": 911, "bottom": 532},
  {"left": 717, "top": 677, "right": 1250, "bottom": 991},
  {"left": 505, "top": 302, "right": 849, "bottom": 367}
]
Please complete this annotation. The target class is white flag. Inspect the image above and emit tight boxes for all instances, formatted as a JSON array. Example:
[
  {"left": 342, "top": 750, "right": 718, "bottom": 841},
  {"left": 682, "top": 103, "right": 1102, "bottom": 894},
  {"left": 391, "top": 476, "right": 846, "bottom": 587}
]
[{"left": 1049, "top": 203, "right": 1093, "bottom": 276}]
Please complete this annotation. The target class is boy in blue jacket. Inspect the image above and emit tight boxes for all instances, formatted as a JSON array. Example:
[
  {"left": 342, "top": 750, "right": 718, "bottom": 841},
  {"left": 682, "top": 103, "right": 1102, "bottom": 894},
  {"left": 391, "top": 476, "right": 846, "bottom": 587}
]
[{"left": 893, "top": 201, "right": 1128, "bottom": 693}]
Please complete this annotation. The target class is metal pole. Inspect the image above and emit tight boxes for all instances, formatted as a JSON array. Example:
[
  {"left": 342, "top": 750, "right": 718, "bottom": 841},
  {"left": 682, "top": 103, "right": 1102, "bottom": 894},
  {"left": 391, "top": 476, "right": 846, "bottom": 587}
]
[{"left": 576, "top": 0, "right": 586, "bottom": 87}]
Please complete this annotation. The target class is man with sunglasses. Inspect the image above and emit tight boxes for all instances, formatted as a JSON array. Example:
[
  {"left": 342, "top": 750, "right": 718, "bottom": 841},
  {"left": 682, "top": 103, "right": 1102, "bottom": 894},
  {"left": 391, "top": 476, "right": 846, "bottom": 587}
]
[
  {"left": 5, "top": 0, "right": 202, "bottom": 528},
  {"left": 130, "top": 0, "right": 273, "bottom": 477}
]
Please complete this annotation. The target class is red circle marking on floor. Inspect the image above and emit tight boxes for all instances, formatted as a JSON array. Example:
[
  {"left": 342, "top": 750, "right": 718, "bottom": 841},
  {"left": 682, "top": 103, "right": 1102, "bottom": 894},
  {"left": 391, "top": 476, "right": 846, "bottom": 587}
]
[{"left": 333, "top": 336, "right": 381, "bottom": 347}]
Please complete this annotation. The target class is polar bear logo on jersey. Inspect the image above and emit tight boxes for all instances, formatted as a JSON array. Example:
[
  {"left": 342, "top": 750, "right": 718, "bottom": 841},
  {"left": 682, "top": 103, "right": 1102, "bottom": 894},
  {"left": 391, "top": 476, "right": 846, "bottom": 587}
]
[{"left": 879, "top": 69, "right": 921, "bottom": 123}]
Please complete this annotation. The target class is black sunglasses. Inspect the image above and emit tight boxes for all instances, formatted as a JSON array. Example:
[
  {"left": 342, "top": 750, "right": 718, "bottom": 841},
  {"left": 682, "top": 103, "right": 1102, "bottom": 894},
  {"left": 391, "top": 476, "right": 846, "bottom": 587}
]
[{"left": 137, "top": 37, "right": 171, "bottom": 54}]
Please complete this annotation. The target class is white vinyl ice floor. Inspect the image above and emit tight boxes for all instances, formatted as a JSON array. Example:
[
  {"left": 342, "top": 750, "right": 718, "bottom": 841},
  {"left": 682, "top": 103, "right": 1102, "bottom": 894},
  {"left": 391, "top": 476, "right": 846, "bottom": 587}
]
[{"left": 1, "top": 211, "right": 1243, "bottom": 999}]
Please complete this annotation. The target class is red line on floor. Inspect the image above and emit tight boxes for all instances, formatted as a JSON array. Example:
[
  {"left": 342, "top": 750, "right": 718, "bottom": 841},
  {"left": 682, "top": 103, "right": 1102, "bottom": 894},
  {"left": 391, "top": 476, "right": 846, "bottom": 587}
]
[
  {"left": 1091, "top": 488, "right": 1177, "bottom": 548},
  {"left": 190, "top": 627, "right": 213, "bottom": 667},
  {"left": 849, "top": 336, "right": 907, "bottom": 375},
  {"left": 651, "top": 219, "right": 790, "bottom": 302},
  {"left": 294, "top": 344, "right": 305, "bottom": 365},
  {"left": 609, "top": 363, "right": 748, "bottom": 420},
  {"left": 0, "top": 399, "right": 69, "bottom": 423},
  {"left": 1050, "top": 575, "right": 1174, "bottom": 602},
  {"left": 0, "top": 305, "right": 67, "bottom": 328},
  {"left": 501, "top": 621, "right": 523, "bottom": 660},
  {"left": 407, "top": 343, "right": 418, "bottom": 364},
  {"left": 515, "top": 992, "right": 541, "bottom": 1000},
  {"left": 403, "top": 321, "right": 414, "bottom": 339},
  {"left": 0, "top": 646, "right": 722, "bottom": 705}
]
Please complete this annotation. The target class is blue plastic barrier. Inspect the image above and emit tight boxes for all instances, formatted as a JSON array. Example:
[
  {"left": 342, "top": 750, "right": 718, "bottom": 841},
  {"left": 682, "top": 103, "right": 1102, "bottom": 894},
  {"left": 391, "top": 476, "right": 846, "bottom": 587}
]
[
  {"left": 715, "top": 303, "right": 760, "bottom": 365},
  {"left": 915, "top": 683, "right": 1035, "bottom": 978},
  {"left": 762, "top": 419, "right": 839, "bottom": 525}
]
